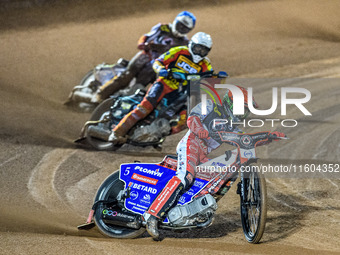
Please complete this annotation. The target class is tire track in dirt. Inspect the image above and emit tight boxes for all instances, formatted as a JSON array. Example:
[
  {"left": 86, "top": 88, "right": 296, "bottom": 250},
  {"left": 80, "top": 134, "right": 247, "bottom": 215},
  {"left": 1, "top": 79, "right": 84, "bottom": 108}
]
[
  {"left": 2, "top": 1, "right": 340, "bottom": 253},
  {"left": 27, "top": 148, "right": 77, "bottom": 213}
]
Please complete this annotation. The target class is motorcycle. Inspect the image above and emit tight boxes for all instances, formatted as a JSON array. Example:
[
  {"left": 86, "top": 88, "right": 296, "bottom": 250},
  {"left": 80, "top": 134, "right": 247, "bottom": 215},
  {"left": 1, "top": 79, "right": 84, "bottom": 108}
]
[
  {"left": 74, "top": 70, "right": 228, "bottom": 151},
  {"left": 77, "top": 131, "right": 287, "bottom": 243},
  {"left": 64, "top": 58, "right": 146, "bottom": 112},
  {"left": 64, "top": 43, "right": 175, "bottom": 112}
]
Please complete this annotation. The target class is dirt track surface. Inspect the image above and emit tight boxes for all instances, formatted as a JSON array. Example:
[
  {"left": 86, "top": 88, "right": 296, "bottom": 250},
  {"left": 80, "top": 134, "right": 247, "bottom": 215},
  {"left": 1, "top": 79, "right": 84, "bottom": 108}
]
[{"left": 1, "top": 0, "right": 340, "bottom": 254}]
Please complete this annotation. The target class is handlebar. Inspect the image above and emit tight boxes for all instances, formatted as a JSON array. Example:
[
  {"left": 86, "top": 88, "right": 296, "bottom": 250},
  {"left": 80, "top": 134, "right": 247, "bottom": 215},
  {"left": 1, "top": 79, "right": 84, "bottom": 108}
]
[
  {"left": 143, "top": 42, "right": 169, "bottom": 53},
  {"left": 217, "top": 131, "right": 288, "bottom": 149},
  {"left": 267, "top": 133, "right": 289, "bottom": 140},
  {"left": 169, "top": 70, "right": 228, "bottom": 81}
]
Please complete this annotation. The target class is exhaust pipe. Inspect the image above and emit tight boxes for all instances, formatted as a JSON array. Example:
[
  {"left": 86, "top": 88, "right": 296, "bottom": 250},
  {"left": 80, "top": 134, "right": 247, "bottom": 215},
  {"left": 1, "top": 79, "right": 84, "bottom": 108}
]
[
  {"left": 87, "top": 125, "right": 111, "bottom": 141},
  {"left": 72, "top": 91, "right": 94, "bottom": 103}
]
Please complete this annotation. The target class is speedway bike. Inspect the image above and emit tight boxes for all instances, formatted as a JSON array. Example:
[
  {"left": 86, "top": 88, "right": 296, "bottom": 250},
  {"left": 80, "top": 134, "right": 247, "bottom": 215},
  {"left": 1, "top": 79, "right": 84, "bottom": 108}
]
[
  {"left": 78, "top": 131, "right": 286, "bottom": 243},
  {"left": 65, "top": 58, "right": 145, "bottom": 112},
  {"left": 75, "top": 70, "right": 227, "bottom": 150},
  {"left": 65, "top": 43, "right": 175, "bottom": 112}
]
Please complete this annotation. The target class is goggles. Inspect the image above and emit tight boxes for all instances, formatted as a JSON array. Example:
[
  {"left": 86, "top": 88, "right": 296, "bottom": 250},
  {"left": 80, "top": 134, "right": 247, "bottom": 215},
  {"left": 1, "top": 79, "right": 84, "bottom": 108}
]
[
  {"left": 175, "top": 21, "right": 192, "bottom": 34},
  {"left": 192, "top": 43, "right": 210, "bottom": 57}
]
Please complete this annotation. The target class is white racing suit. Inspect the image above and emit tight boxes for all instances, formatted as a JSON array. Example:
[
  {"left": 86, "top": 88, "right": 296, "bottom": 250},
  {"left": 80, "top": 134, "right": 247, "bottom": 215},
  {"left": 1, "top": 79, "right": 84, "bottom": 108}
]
[{"left": 145, "top": 99, "right": 240, "bottom": 219}]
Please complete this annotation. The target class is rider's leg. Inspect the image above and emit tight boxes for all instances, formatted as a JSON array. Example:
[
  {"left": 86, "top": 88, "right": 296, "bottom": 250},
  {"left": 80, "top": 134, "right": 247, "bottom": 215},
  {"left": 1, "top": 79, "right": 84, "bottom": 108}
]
[
  {"left": 109, "top": 82, "right": 170, "bottom": 141},
  {"left": 96, "top": 52, "right": 151, "bottom": 101},
  {"left": 144, "top": 133, "right": 199, "bottom": 239},
  {"left": 171, "top": 109, "right": 187, "bottom": 134}
]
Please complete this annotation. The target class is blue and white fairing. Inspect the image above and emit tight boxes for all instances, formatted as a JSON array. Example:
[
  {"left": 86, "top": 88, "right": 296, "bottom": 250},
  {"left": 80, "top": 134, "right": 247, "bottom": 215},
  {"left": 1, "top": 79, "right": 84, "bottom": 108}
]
[{"left": 119, "top": 163, "right": 209, "bottom": 216}]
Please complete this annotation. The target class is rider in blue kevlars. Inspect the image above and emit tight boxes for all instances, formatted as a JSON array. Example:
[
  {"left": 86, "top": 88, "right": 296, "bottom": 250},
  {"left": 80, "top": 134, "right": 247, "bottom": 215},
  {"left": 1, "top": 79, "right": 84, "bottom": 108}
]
[
  {"left": 93, "top": 11, "right": 196, "bottom": 103},
  {"left": 143, "top": 86, "right": 286, "bottom": 240}
]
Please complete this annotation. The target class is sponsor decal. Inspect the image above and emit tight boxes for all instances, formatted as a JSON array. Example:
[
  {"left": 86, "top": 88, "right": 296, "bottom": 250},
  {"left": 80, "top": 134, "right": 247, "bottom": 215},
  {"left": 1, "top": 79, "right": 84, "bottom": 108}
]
[
  {"left": 185, "top": 173, "right": 193, "bottom": 183},
  {"left": 252, "top": 134, "right": 268, "bottom": 140},
  {"left": 175, "top": 55, "right": 201, "bottom": 73},
  {"left": 164, "top": 157, "right": 177, "bottom": 166},
  {"left": 185, "top": 190, "right": 194, "bottom": 196},
  {"left": 178, "top": 196, "right": 186, "bottom": 203},
  {"left": 121, "top": 102, "right": 131, "bottom": 110},
  {"left": 132, "top": 173, "right": 158, "bottom": 185},
  {"left": 241, "top": 135, "right": 252, "bottom": 146},
  {"left": 141, "top": 194, "right": 151, "bottom": 204},
  {"left": 211, "top": 162, "right": 227, "bottom": 168},
  {"left": 102, "top": 210, "right": 135, "bottom": 220},
  {"left": 153, "top": 180, "right": 179, "bottom": 211},
  {"left": 243, "top": 150, "right": 253, "bottom": 158},
  {"left": 160, "top": 25, "right": 170, "bottom": 32},
  {"left": 129, "top": 190, "right": 139, "bottom": 200},
  {"left": 102, "top": 209, "right": 117, "bottom": 216},
  {"left": 208, "top": 178, "right": 223, "bottom": 193},
  {"left": 134, "top": 166, "right": 164, "bottom": 177},
  {"left": 194, "top": 180, "right": 205, "bottom": 188},
  {"left": 131, "top": 183, "right": 157, "bottom": 194}
]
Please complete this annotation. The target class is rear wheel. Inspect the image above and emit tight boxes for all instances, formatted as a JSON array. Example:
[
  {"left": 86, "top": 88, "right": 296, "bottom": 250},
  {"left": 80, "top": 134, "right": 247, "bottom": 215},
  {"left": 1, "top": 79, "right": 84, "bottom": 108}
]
[
  {"left": 85, "top": 98, "right": 121, "bottom": 151},
  {"left": 94, "top": 171, "right": 146, "bottom": 238},
  {"left": 240, "top": 166, "right": 267, "bottom": 243}
]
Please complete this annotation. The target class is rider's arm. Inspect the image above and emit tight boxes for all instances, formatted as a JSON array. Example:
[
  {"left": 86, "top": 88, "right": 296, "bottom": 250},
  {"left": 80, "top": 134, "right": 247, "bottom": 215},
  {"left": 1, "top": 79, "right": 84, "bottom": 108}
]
[
  {"left": 187, "top": 100, "right": 214, "bottom": 137},
  {"left": 200, "top": 58, "right": 213, "bottom": 72},
  {"left": 137, "top": 23, "right": 162, "bottom": 50},
  {"left": 152, "top": 46, "right": 188, "bottom": 74},
  {"left": 187, "top": 115, "right": 207, "bottom": 136},
  {"left": 152, "top": 59, "right": 165, "bottom": 74}
]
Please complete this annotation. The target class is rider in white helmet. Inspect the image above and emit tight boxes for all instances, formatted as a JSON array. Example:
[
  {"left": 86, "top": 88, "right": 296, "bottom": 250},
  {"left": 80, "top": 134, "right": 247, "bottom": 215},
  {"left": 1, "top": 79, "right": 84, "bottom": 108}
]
[
  {"left": 188, "top": 32, "right": 213, "bottom": 63},
  {"left": 94, "top": 11, "right": 196, "bottom": 102},
  {"left": 109, "top": 32, "right": 213, "bottom": 144}
]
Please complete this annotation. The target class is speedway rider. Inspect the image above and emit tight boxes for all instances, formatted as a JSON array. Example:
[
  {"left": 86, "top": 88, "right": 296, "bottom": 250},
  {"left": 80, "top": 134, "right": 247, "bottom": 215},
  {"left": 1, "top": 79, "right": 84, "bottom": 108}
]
[
  {"left": 108, "top": 31, "right": 214, "bottom": 143},
  {"left": 143, "top": 87, "right": 286, "bottom": 240},
  {"left": 92, "top": 11, "right": 196, "bottom": 103}
]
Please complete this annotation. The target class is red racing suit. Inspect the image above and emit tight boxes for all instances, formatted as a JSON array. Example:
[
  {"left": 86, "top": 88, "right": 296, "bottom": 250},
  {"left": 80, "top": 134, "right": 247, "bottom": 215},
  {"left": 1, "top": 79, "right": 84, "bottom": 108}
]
[
  {"left": 146, "top": 99, "right": 284, "bottom": 220},
  {"left": 175, "top": 99, "right": 241, "bottom": 187},
  {"left": 146, "top": 99, "right": 239, "bottom": 219},
  {"left": 113, "top": 46, "right": 213, "bottom": 137}
]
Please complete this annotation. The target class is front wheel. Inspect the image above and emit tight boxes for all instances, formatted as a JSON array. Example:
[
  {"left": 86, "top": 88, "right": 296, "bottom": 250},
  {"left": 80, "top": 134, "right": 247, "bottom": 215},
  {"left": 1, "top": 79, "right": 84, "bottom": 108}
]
[
  {"left": 93, "top": 171, "right": 146, "bottom": 238},
  {"left": 239, "top": 166, "right": 267, "bottom": 243}
]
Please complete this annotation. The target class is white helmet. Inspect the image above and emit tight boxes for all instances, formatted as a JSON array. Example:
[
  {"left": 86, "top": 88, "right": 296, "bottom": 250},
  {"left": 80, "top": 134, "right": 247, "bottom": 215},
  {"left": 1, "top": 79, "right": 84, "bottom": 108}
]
[
  {"left": 188, "top": 32, "right": 212, "bottom": 63},
  {"left": 172, "top": 11, "right": 196, "bottom": 37}
]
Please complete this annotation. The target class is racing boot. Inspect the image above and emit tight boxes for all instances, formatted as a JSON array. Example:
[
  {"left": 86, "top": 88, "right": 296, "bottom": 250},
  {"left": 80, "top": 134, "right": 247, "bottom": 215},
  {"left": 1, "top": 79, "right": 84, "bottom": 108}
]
[
  {"left": 144, "top": 213, "right": 160, "bottom": 241},
  {"left": 108, "top": 130, "right": 127, "bottom": 144},
  {"left": 144, "top": 176, "right": 184, "bottom": 240},
  {"left": 170, "top": 110, "right": 187, "bottom": 134}
]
